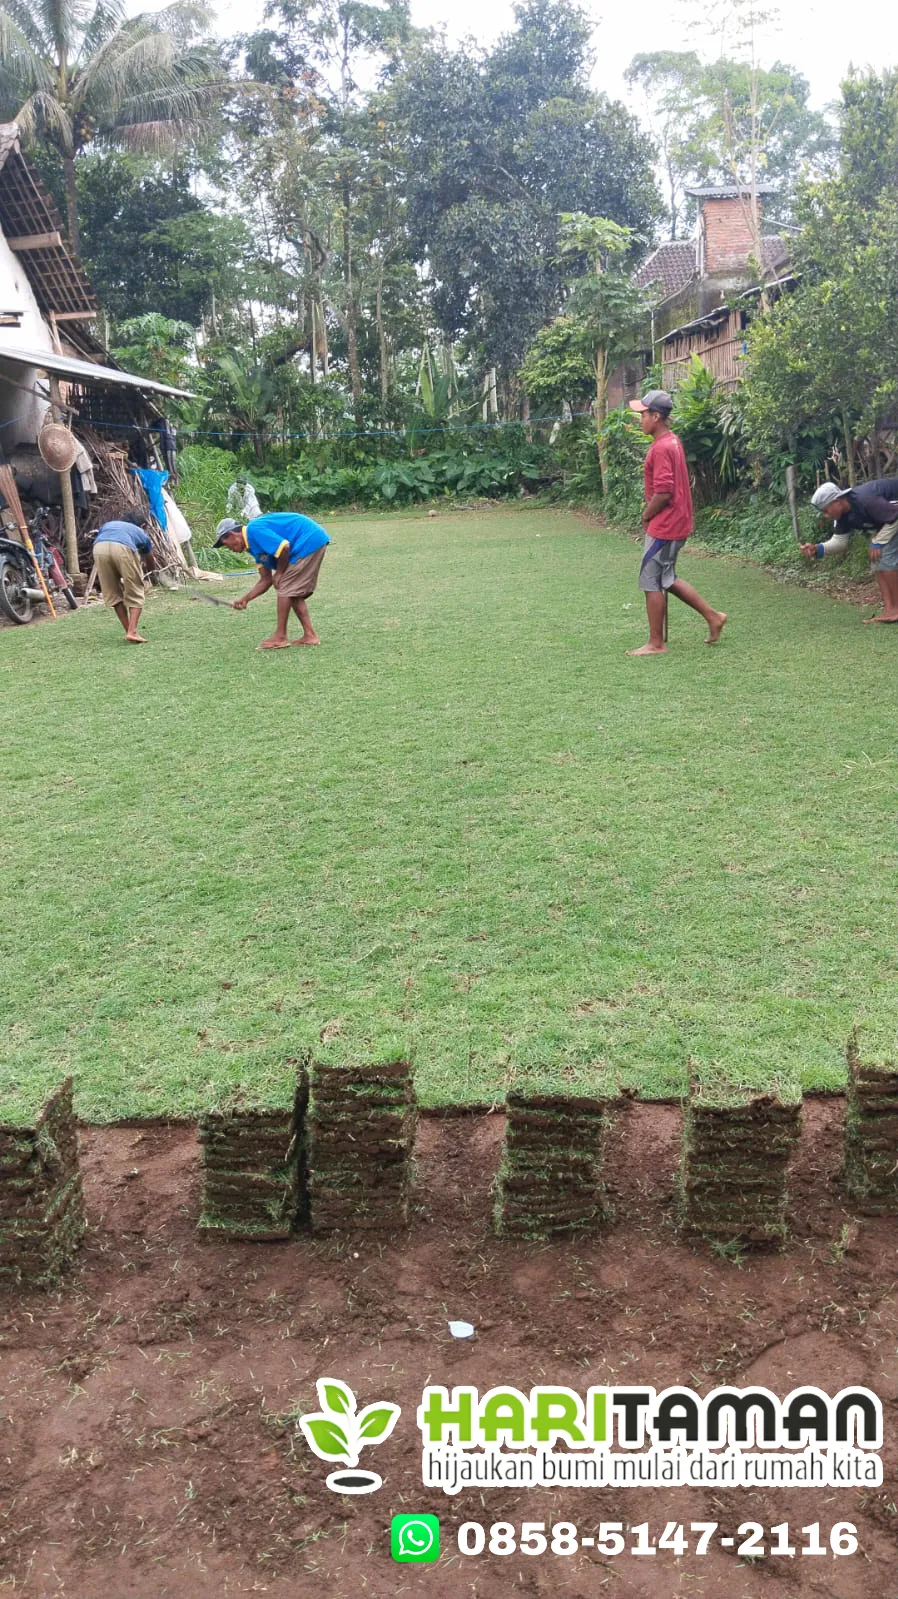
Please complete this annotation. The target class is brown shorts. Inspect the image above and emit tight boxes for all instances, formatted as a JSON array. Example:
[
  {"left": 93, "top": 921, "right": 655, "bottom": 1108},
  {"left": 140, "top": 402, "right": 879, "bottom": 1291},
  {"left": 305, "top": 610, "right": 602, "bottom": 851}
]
[
  {"left": 94, "top": 542, "right": 145, "bottom": 610},
  {"left": 273, "top": 546, "right": 327, "bottom": 599}
]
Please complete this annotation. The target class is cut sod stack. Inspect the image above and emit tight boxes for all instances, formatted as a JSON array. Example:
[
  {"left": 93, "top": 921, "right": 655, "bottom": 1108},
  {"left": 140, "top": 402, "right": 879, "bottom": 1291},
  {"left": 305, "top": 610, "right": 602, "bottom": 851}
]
[
  {"left": 198, "top": 1064, "right": 309, "bottom": 1240},
  {"left": 495, "top": 1089, "right": 607, "bottom": 1238},
  {"left": 680, "top": 1071, "right": 802, "bottom": 1247},
  {"left": 307, "top": 1056, "right": 416, "bottom": 1233},
  {"left": 0, "top": 1078, "right": 85, "bottom": 1287},
  {"left": 845, "top": 1025, "right": 898, "bottom": 1213}
]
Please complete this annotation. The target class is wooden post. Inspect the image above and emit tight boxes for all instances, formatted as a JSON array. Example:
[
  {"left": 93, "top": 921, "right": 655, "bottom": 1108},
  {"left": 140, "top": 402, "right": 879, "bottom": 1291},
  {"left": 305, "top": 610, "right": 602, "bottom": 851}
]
[
  {"left": 785, "top": 464, "right": 800, "bottom": 544},
  {"left": 48, "top": 375, "right": 80, "bottom": 578}
]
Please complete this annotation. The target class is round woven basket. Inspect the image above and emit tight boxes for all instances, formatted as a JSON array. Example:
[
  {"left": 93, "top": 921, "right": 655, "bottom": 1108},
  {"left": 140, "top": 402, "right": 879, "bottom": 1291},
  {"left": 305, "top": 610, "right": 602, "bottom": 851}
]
[{"left": 38, "top": 422, "right": 78, "bottom": 473}]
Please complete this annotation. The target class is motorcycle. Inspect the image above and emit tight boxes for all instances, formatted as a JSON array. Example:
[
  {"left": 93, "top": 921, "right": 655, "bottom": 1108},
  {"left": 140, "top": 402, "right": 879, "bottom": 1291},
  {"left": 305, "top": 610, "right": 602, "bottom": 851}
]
[{"left": 0, "top": 505, "right": 78, "bottom": 624}]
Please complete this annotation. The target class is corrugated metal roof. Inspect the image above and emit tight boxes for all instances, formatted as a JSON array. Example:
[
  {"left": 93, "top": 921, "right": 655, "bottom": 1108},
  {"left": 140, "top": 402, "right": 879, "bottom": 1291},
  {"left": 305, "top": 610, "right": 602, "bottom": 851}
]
[
  {"left": 0, "top": 344, "right": 194, "bottom": 399},
  {"left": 685, "top": 185, "right": 778, "bottom": 198}
]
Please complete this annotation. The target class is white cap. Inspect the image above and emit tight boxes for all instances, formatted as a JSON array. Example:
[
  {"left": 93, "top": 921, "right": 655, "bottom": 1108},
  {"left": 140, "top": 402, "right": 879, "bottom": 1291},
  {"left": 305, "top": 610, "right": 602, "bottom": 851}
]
[{"left": 811, "top": 482, "right": 847, "bottom": 511}]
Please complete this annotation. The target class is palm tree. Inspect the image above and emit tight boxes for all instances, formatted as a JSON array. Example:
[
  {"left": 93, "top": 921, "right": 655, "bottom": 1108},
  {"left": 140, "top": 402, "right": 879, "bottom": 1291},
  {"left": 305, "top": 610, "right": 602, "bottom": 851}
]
[{"left": 0, "top": 0, "right": 222, "bottom": 254}]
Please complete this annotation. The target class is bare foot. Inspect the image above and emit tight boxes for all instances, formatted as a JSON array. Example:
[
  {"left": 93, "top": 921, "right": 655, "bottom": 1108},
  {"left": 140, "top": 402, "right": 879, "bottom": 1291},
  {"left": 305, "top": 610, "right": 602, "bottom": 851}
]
[
  {"left": 125, "top": 632, "right": 147, "bottom": 643},
  {"left": 863, "top": 613, "right": 898, "bottom": 624},
  {"left": 291, "top": 636, "right": 321, "bottom": 646},
  {"left": 258, "top": 636, "right": 291, "bottom": 650},
  {"left": 627, "top": 642, "right": 667, "bottom": 656},
  {"left": 705, "top": 610, "right": 727, "bottom": 644}
]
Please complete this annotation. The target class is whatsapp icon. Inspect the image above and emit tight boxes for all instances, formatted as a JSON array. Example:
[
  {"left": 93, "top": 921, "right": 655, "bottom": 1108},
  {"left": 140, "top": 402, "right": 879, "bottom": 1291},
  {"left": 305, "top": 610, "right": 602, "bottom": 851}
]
[{"left": 391, "top": 1513, "right": 440, "bottom": 1563}]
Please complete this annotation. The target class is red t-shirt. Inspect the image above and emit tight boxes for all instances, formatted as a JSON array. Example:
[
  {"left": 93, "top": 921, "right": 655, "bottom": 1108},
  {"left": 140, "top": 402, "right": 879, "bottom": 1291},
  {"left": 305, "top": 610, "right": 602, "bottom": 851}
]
[{"left": 644, "top": 429, "right": 693, "bottom": 541}]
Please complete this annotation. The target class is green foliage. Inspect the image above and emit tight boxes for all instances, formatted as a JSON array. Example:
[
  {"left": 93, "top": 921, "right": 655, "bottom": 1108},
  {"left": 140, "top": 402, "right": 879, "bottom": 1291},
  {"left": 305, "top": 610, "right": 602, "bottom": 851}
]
[
  {"left": 519, "top": 318, "right": 594, "bottom": 411},
  {"left": 673, "top": 359, "right": 745, "bottom": 500},
  {"left": 111, "top": 313, "right": 196, "bottom": 390},
  {"left": 0, "top": 0, "right": 224, "bottom": 249},
  {"left": 595, "top": 407, "right": 648, "bottom": 514},
  {"left": 397, "top": 0, "right": 662, "bottom": 370},
  {"left": 741, "top": 73, "right": 898, "bottom": 478},
  {"left": 77, "top": 154, "right": 254, "bottom": 325},
  {"left": 625, "top": 46, "right": 833, "bottom": 234}
]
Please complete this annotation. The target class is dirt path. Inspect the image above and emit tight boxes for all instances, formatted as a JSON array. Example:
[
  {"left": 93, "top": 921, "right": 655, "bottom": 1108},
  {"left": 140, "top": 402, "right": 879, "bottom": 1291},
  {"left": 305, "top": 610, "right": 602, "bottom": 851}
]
[{"left": 1, "top": 1101, "right": 896, "bottom": 1596}]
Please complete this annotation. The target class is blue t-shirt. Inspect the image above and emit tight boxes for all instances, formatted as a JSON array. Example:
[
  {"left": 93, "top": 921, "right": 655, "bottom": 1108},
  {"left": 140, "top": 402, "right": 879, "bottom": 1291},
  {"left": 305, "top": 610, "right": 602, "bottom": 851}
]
[
  {"left": 94, "top": 520, "right": 153, "bottom": 554},
  {"left": 245, "top": 513, "right": 329, "bottom": 570}
]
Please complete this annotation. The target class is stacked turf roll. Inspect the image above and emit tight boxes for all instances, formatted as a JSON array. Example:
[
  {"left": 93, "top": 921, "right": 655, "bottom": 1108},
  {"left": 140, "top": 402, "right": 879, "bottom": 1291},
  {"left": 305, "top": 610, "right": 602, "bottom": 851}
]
[
  {"left": 0, "top": 1078, "right": 85, "bottom": 1287},
  {"left": 680, "top": 1075, "right": 801, "bottom": 1247},
  {"left": 495, "top": 1091, "right": 606, "bottom": 1239},
  {"left": 307, "top": 1060, "right": 416, "bottom": 1233},
  {"left": 198, "top": 1065, "right": 308, "bottom": 1240},
  {"left": 845, "top": 1027, "right": 898, "bottom": 1213}
]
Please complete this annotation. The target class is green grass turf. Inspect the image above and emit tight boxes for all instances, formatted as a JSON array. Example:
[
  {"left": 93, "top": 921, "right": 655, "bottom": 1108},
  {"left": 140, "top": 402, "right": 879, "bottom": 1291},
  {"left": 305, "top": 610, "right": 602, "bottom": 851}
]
[{"left": 2, "top": 506, "right": 898, "bottom": 1121}]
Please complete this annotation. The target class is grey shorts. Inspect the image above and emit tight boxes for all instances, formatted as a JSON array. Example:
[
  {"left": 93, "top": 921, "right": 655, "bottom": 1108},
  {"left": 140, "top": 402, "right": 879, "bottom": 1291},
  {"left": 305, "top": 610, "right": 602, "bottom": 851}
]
[
  {"left": 874, "top": 522, "right": 898, "bottom": 571},
  {"left": 639, "top": 536, "right": 686, "bottom": 592}
]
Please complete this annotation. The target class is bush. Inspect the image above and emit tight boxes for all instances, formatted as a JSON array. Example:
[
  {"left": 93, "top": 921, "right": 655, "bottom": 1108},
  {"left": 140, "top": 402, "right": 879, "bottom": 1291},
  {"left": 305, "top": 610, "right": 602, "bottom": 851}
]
[{"left": 694, "top": 495, "right": 871, "bottom": 580}]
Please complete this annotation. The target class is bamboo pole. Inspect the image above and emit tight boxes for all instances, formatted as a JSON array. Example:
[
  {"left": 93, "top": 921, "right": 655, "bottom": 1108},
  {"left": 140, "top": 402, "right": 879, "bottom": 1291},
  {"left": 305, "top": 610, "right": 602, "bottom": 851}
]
[
  {"left": 47, "top": 375, "right": 80, "bottom": 578},
  {"left": 0, "top": 464, "right": 57, "bottom": 616}
]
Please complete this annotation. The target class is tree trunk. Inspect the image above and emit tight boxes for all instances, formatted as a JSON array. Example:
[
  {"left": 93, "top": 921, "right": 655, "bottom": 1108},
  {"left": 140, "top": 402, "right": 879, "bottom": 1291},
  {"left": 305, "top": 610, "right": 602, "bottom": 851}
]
[
  {"left": 595, "top": 348, "right": 609, "bottom": 498},
  {"left": 842, "top": 411, "right": 857, "bottom": 485},
  {"left": 376, "top": 259, "right": 388, "bottom": 407},
  {"left": 64, "top": 155, "right": 79, "bottom": 256},
  {"left": 342, "top": 185, "right": 362, "bottom": 410}
]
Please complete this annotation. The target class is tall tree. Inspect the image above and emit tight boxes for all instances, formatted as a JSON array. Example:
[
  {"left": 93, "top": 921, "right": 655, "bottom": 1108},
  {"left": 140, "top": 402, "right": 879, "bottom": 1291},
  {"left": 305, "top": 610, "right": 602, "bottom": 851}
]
[
  {"left": 625, "top": 45, "right": 833, "bottom": 239},
  {"left": 397, "top": 0, "right": 661, "bottom": 394},
  {"left": 0, "top": 0, "right": 222, "bottom": 251}
]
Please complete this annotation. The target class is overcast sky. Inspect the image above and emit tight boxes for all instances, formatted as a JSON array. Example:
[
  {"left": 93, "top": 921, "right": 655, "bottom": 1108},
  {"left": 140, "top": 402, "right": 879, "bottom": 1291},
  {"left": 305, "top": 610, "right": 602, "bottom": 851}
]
[{"left": 200, "top": 0, "right": 889, "bottom": 111}]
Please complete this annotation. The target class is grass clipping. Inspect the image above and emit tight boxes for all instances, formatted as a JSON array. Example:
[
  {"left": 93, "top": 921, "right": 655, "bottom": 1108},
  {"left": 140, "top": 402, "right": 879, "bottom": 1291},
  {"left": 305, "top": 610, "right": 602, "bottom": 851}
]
[
  {"left": 845, "top": 1025, "right": 898, "bottom": 1214},
  {"left": 680, "top": 1066, "right": 801, "bottom": 1249},
  {"left": 0, "top": 1078, "right": 85, "bottom": 1286}
]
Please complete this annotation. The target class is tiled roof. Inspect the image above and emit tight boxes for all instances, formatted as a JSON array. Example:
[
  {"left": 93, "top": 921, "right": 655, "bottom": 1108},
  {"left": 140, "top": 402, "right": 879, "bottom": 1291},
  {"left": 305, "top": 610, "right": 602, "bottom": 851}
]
[
  {"left": 634, "top": 240, "right": 696, "bottom": 298},
  {"left": 0, "top": 123, "right": 97, "bottom": 319},
  {"left": 761, "top": 235, "right": 791, "bottom": 272},
  {"left": 635, "top": 233, "right": 792, "bottom": 301}
]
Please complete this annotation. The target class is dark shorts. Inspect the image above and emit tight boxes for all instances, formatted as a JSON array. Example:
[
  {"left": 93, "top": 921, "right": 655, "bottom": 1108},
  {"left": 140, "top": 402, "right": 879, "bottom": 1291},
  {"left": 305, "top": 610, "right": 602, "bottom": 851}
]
[{"left": 639, "top": 536, "right": 686, "bottom": 592}]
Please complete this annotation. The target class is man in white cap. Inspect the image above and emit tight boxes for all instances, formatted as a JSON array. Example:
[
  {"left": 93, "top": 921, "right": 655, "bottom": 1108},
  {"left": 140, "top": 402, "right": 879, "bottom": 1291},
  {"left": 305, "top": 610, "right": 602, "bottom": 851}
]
[
  {"left": 626, "top": 389, "right": 727, "bottom": 655},
  {"left": 801, "top": 479, "right": 898, "bottom": 623}
]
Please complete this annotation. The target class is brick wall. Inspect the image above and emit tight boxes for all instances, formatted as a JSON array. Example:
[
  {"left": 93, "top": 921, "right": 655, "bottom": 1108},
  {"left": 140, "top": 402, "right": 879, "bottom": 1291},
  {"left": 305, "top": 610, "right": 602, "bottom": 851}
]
[{"left": 701, "top": 197, "right": 762, "bottom": 274}]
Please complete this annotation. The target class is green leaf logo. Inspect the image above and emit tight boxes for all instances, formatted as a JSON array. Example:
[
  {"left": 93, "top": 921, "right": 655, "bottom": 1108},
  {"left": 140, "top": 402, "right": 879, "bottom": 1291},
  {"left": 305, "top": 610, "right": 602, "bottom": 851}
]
[
  {"left": 358, "top": 1403, "right": 400, "bottom": 1443},
  {"left": 299, "top": 1376, "right": 402, "bottom": 1482},
  {"left": 318, "top": 1379, "right": 356, "bottom": 1417},
  {"left": 300, "top": 1415, "right": 351, "bottom": 1462}
]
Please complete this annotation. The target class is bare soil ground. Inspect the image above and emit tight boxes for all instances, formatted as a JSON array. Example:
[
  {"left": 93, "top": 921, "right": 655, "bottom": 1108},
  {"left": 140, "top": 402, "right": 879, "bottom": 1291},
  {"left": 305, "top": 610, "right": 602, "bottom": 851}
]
[{"left": 1, "top": 1101, "right": 897, "bottom": 1598}]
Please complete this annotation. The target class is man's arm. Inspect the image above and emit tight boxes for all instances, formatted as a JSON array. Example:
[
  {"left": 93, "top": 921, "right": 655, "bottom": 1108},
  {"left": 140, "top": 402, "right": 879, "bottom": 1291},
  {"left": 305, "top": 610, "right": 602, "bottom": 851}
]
[
  {"left": 642, "top": 490, "right": 672, "bottom": 528},
  {"left": 232, "top": 567, "right": 273, "bottom": 610}
]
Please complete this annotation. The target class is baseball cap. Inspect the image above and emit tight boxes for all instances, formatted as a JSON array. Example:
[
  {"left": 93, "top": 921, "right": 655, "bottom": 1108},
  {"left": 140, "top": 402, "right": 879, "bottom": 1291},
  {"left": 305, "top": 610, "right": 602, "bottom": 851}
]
[
  {"left": 629, "top": 389, "right": 674, "bottom": 416},
  {"left": 213, "top": 517, "right": 243, "bottom": 545},
  {"left": 811, "top": 482, "right": 848, "bottom": 511}
]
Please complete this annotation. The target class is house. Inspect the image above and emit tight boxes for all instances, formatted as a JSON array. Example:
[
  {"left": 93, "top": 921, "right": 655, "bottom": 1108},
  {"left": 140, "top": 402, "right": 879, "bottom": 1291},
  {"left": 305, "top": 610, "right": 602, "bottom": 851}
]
[
  {"left": 632, "top": 187, "right": 794, "bottom": 393},
  {"left": 0, "top": 123, "right": 191, "bottom": 569}
]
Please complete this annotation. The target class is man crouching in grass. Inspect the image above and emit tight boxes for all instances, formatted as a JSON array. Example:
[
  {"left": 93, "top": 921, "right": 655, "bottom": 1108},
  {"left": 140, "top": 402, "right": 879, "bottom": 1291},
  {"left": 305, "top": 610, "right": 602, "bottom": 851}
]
[
  {"left": 214, "top": 511, "right": 330, "bottom": 650},
  {"left": 627, "top": 390, "right": 726, "bottom": 656}
]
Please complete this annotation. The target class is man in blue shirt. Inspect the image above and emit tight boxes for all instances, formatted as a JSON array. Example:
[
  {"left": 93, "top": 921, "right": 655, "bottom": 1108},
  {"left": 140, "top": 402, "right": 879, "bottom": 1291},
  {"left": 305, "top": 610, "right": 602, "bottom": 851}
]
[
  {"left": 214, "top": 511, "right": 330, "bottom": 649},
  {"left": 93, "top": 514, "right": 156, "bottom": 642},
  {"left": 801, "top": 479, "right": 898, "bottom": 623}
]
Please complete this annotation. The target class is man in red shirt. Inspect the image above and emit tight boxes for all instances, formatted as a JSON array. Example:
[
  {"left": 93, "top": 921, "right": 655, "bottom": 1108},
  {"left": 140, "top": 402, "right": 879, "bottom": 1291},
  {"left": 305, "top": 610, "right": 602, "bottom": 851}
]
[{"left": 626, "top": 390, "right": 727, "bottom": 656}]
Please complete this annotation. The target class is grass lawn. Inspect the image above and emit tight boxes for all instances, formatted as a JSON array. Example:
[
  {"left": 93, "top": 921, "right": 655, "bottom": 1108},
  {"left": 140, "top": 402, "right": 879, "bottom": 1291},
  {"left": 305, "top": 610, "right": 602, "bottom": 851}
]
[{"left": 2, "top": 506, "right": 897, "bottom": 1121}]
